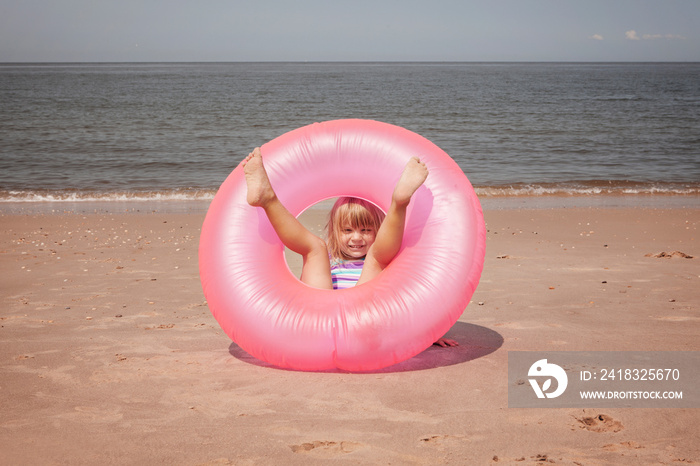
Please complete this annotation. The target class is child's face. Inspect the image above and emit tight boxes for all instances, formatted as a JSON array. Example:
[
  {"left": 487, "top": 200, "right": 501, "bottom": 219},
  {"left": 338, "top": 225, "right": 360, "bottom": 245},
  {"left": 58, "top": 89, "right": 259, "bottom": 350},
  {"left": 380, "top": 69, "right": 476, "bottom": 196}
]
[{"left": 339, "top": 224, "right": 376, "bottom": 259}]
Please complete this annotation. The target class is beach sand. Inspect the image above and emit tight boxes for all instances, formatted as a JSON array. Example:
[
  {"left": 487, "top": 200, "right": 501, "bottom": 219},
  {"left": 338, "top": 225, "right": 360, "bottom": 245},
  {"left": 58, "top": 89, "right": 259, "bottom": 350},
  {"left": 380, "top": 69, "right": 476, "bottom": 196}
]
[{"left": 1, "top": 203, "right": 698, "bottom": 464}]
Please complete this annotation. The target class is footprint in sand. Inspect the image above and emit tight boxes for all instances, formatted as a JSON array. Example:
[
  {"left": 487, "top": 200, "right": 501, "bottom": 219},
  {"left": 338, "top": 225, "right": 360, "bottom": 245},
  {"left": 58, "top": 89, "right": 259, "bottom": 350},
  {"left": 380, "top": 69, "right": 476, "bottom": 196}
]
[
  {"left": 603, "top": 441, "right": 643, "bottom": 452},
  {"left": 289, "top": 440, "right": 363, "bottom": 456},
  {"left": 576, "top": 413, "right": 624, "bottom": 433},
  {"left": 645, "top": 251, "right": 693, "bottom": 259},
  {"left": 419, "top": 434, "right": 471, "bottom": 447}
]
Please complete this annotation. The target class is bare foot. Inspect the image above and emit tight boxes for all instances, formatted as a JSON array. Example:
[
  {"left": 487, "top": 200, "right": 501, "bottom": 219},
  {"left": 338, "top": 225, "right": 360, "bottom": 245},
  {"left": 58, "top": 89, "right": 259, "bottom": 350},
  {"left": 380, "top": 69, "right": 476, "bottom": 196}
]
[
  {"left": 433, "top": 338, "right": 459, "bottom": 347},
  {"left": 393, "top": 157, "right": 428, "bottom": 205},
  {"left": 242, "top": 147, "right": 276, "bottom": 207}
]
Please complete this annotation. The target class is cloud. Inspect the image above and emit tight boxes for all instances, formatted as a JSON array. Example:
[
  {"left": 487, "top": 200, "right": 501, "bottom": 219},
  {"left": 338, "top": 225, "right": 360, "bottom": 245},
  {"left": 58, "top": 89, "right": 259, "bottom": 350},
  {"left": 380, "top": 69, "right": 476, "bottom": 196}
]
[
  {"left": 626, "top": 30, "right": 684, "bottom": 41},
  {"left": 590, "top": 34, "right": 604, "bottom": 41},
  {"left": 642, "top": 33, "right": 684, "bottom": 40}
]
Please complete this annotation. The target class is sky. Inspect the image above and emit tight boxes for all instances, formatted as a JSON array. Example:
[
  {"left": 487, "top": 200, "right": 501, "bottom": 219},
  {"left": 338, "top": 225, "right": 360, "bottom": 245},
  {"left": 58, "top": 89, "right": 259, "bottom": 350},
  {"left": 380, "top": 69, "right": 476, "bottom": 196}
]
[{"left": 0, "top": 0, "right": 698, "bottom": 62}]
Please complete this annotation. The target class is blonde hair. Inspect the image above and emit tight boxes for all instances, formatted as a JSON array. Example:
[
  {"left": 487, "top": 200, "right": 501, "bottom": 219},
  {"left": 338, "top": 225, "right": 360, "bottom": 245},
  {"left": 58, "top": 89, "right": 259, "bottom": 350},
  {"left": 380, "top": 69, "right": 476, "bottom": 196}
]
[{"left": 326, "top": 197, "right": 385, "bottom": 261}]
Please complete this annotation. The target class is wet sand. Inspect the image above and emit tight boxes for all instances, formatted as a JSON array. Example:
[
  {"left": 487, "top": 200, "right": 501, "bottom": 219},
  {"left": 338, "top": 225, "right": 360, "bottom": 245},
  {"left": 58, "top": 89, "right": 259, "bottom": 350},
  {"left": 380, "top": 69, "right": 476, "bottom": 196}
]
[{"left": 1, "top": 203, "right": 698, "bottom": 464}]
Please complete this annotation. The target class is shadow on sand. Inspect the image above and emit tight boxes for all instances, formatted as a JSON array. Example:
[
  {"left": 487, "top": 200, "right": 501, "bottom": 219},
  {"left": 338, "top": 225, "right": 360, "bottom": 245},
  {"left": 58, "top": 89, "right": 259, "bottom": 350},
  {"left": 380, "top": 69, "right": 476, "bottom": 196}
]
[{"left": 228, "top": 321, "right": 503, "bottom": 374}]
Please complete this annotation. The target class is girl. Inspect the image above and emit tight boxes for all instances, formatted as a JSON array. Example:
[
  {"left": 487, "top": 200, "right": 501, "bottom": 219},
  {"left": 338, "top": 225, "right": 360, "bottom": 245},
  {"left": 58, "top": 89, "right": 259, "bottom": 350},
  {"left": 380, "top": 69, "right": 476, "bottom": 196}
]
[
  {"left": 243, "top": 147, "right": 457, "bottom": 347},
  {"left": 326, "top": 197, "right": 385, "bottom": 290}
]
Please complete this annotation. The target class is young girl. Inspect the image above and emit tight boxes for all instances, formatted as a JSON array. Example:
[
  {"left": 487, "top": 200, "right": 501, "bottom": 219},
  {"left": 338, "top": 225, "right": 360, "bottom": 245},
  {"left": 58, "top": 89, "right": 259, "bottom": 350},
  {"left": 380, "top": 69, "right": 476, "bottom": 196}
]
[
  {"left": 243, "top": 147, "right": 457, "bottom": 347},
  {"left": 326, "top": 197, "right": 385, "bottom": 290}
]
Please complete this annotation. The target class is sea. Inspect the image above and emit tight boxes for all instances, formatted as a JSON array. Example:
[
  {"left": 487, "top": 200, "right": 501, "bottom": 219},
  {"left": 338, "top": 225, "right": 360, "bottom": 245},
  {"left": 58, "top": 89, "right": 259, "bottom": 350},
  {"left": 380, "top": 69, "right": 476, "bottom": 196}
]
[{"left": 1, "top": 62, "right": 698, "bottom": 212}]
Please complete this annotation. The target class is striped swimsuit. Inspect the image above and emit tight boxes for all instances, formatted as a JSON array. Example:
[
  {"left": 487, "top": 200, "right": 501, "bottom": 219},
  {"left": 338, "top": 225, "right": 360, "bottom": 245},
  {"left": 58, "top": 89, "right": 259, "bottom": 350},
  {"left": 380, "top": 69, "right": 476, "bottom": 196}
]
[{"left": 330, "top": 258, "right": 365, "bottom": 290}]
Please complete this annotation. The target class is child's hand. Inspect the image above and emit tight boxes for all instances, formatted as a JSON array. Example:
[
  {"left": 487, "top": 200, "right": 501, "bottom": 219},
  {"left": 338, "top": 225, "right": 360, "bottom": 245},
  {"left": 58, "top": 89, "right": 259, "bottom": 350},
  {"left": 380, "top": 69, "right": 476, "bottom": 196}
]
[{"left": 433, "top": 338, "right": 459, "bottom": 347}]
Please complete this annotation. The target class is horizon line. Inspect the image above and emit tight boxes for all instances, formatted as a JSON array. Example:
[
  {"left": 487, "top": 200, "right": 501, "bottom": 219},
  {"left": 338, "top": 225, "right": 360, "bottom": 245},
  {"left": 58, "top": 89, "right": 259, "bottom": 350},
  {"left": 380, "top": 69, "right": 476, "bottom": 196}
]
[{"left": 2, "top": 60, "right": 699, "bottom": 65}]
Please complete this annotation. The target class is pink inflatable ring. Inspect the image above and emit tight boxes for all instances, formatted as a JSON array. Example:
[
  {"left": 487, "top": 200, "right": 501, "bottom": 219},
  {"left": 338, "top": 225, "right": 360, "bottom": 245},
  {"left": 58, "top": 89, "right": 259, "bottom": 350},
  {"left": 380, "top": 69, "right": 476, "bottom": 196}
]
[{"left": 199, "top": 119, "right": 486, "bottom": 371}]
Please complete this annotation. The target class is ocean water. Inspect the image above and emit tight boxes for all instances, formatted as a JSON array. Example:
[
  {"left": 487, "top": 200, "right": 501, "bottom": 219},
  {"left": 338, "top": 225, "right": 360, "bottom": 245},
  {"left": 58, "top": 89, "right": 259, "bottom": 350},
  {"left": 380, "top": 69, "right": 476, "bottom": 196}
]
[{"left": 1, "top": 62, "right": 698, "bottom": 206}]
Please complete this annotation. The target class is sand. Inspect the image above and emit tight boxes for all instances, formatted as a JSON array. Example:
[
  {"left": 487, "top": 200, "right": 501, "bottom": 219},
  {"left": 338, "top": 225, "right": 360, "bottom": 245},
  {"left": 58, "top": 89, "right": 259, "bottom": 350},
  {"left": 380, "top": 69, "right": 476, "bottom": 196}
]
[{"left": 1, "top": 203, "right": 698, "bottom": 465}]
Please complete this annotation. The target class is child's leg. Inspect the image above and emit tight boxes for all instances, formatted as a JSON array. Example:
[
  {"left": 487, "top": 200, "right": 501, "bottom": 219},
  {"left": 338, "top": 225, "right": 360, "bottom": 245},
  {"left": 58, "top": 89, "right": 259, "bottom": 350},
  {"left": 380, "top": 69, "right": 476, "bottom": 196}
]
[
  {"left": 358, "top": 157, "right": 428, "bottom": 285},
  {"left": 243, "top": 148, "right": 332, "bottom": 289}
]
